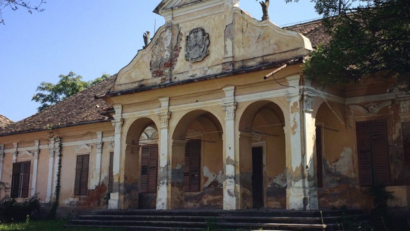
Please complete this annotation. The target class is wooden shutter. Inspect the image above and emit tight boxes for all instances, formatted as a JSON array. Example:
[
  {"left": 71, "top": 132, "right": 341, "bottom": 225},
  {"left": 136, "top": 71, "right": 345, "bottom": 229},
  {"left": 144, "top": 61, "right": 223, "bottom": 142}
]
[
  {"left": 357, "top": 121, "right": 373, "bottom": 186},
  {"left": 356, "top": 120, "right": 390, "bottom": 186},
  {"left": 74, "top": 155, "right": 89, "bottom": 196},
  {"left": 148, "top": 145, "right": 158, "bottom": 193},
  {"left": 370, "top": 120, "right": 390, "bottom": 185},
  {"left": 21, "top": 162, "right": 31, "bottom": 198},
  {"left": 108, "top": 152, "right": 114, "bottom": 193},
  {"left": 11, "top": 163, "right": 21, "bottom": 198},
  {"left": 316, "top": 126, "right": 323, "bottom": 188},
  {"left": 140, "top": 145, "right": 158, "bottom": 194},
  {"left": 184, "top": 140, "right": 201, "bottom": 192}
]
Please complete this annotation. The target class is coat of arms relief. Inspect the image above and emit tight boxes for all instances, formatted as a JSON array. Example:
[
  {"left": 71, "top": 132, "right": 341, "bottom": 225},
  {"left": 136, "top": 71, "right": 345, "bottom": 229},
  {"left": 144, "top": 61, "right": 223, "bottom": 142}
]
[{"left": 185, "top": 27, "right": 210, "bottom": 63}]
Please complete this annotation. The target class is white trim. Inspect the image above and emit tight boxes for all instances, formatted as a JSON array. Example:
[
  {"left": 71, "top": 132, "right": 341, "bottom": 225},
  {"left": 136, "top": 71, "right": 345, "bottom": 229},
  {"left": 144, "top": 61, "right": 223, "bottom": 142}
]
[
  {"left": 3, "top": 137, "right": 114, "bottom": 153},
  {"left": 75, "top": 144, "right": 92, "bottom": 154},
  {"left": 345, "top": 92, "right": 398, "bottom": 105},
  {"left": 18, "top": 150, "right": 33, "bottom": 158}
]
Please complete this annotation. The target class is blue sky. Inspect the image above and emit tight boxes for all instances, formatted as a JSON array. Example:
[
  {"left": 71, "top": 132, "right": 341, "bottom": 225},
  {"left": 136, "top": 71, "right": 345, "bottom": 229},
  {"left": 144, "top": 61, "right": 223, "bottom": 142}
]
[{"left": 0, "top": 0, "right": 320, "bottom": 122}]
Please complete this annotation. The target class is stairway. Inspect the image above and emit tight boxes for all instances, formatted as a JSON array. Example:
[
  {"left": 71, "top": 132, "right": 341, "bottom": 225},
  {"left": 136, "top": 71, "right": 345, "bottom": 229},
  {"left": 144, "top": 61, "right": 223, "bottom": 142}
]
[{"left": 66, "top": 209, "right": 368, "bottom": 230}]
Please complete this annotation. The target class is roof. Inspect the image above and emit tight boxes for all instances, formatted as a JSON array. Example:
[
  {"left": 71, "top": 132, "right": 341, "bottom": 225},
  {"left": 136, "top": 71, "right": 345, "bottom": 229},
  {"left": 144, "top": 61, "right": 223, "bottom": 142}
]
[
  {"left": 0, "top": 76, "right": 116, "bottom": 136},
  {"left": 0, "top": 115, "right": 13, "bottom": 128},
  {"left": 283, "top": 19, "right": 331, "bottom": 48}
]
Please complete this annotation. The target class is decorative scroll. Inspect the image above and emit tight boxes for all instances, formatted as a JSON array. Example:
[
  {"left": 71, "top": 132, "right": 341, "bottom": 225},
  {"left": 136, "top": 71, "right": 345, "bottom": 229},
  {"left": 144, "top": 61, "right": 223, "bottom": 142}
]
[{"left": 252, "top": 128, "right": 265, "bottom": 142}]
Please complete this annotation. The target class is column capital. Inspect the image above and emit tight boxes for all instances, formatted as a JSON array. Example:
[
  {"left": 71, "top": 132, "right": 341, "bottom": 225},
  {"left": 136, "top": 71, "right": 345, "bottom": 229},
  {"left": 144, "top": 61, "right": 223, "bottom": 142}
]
[
  {"left": 112, "top": 119, "right": 124, "bottom": 134},
  {"left": 158, "top": 111, "right": 172, "bottom": 129},
  {"left": 303, "top": 94, "right": 316, "bottom": 113},
  {"left": 222, "top": 102, "right": 238, "bottom": 121}
]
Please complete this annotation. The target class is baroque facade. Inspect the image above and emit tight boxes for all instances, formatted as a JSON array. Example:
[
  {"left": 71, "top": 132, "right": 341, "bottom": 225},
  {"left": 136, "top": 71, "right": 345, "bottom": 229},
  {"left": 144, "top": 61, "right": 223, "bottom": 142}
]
[{"left": 0, "top": 0, "right": 409, "bottom": 213}]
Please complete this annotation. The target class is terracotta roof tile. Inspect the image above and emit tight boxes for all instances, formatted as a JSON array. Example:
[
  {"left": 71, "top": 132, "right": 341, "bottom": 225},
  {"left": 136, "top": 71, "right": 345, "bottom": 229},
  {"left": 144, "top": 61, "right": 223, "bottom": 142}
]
[
  {"left": 283, "top": 19, "right": 331, "bottom": 48},
  {"left": 0, "top": 75, "right": 116, "bottom": 136},
  {"left": 0, "top": 115, "right": 13, "bottom": 128}
]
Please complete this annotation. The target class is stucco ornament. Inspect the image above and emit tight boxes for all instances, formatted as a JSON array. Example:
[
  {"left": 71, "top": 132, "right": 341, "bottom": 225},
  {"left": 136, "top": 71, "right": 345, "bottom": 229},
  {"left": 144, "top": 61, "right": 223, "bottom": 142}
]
[{"left": 185, "top": 27, "right": 210, "bottom": 63}]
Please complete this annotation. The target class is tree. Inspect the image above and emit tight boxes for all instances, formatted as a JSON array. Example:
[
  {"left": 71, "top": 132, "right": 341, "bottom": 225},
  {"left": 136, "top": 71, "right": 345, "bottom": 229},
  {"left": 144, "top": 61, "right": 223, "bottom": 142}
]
[
  {"left": 32, "top": 72, "right": 110, "bottom": 112},
  {"left": 0, "top": 0, "right": 45, "bottom": 25},
  {"left": 286, "top": 0, "right": 410, "bottom": 86}
]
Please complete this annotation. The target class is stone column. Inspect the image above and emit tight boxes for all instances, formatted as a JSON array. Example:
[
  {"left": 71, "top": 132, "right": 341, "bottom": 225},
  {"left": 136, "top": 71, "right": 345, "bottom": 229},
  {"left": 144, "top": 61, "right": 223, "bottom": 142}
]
[
  {"left": 222, "top": 86, "right": 238, "bottom": 210},
  {"left": 108, "top": 105, "right": 123, "bottom": 210},
  {"left": 157, "top": 97, "right": 171, "bottom": 210},
  {"left": 31, "top": 140, "right": 40, "bottom": 197},
  {"left": 52, "top": 138, "right": 61, "bottom": 201},
  {"left": 285, "top": 75, "right": 318, "bottom": 210},
  {"left": 0, "top": 145, "right": 4, "bottom": 181},
  {"left": 95, "top": 132, "right": 103, "bottom": 189},
  {"left": 46, "top": 138, "right": 55, "bottom": 203}
]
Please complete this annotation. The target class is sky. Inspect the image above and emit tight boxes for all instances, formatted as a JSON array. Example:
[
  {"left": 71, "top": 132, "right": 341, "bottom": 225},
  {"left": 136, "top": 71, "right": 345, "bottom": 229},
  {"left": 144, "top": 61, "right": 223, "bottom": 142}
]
[{"left": 0, "top": 0, "right": 320, "bottom": 122}]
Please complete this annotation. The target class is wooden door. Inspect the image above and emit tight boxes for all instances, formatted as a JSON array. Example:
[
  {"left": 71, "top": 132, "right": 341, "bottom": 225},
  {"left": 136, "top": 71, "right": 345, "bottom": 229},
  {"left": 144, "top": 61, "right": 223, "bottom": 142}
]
[{"left": 252, "top": 147, "right": 264, "bottom": 209}]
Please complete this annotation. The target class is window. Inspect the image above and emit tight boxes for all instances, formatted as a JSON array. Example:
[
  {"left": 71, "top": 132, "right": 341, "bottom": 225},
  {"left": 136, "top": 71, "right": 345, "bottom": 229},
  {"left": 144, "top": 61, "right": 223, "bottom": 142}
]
[
  {"left": 184, "top": 140, "right": 201, "bottom": 192},
  {"left": 315, "top": 126, "right": 323, "bottom": 188},
  {"left": 108, "top": 152, "right": 114, "bottom": 193},
  {"left": 74, "top": 155, "right": 89, "bottom": 196},
  {"left": 11, "top": 162, "right": 31, "bottom": 198},
  {"left": 356, "top": 120, "right": 391, "bottom": 186},
  {"left": 140, "top": 145, "right": 158, "bottom": 193}
]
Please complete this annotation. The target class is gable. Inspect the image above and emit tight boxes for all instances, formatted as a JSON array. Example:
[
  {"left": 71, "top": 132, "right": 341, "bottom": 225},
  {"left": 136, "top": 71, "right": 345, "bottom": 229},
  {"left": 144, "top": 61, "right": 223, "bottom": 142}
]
[{"left": 113, "top": 0, "right": 312, "bottom": 93}]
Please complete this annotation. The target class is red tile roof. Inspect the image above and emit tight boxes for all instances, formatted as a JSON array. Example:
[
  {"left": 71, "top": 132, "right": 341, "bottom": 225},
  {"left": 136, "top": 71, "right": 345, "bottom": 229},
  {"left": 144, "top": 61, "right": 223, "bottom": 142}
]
[
  {"left": 0, "top": 76, "right": 116, "bottom": 136},
  {"left": 283, "top": 19, "right": 331, "bottom": 48},
  {"left": 0, "top": 115, "right": 13, "bottom": 128}
]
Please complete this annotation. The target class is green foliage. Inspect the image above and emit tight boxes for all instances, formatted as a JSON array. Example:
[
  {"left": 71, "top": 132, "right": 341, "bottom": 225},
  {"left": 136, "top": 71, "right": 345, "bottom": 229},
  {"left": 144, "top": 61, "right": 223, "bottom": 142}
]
[
  {"left": 0, "top": 0, "right": 45, "bottom": 25},
  {"left": 32, "top": 72, "right": 110, "bottom": 112},
  {"left": 0, "top": 196, "right": 41, "bottom": 223},
  {"left": 288, "top": 0, "right": 410, "bottom": 85}
]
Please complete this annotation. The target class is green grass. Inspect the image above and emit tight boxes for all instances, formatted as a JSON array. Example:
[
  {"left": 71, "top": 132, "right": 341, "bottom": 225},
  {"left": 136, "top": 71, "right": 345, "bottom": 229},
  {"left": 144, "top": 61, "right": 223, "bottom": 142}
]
[{"left": 0, "top": 220, "right": 122, "bottom": 231}]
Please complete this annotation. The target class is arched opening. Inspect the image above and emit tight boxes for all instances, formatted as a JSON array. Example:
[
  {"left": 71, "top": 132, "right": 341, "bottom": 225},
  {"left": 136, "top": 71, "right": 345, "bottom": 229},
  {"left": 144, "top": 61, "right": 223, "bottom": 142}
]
[
  {"left": 124, "top": 118, "right": 158, "bottom": 209},
  {"left": 239, "top": 100, "right": 286, "bottom": 209},
  {"left": 170, "top": 110, "right": 224, "bottom": 209}
]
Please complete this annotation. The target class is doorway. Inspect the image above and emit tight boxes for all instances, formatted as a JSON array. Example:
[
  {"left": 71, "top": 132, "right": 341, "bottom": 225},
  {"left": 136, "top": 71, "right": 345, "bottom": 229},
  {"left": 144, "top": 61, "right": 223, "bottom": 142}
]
[{"left": 252, "top": 147, "right": 264, "bottom": 209}]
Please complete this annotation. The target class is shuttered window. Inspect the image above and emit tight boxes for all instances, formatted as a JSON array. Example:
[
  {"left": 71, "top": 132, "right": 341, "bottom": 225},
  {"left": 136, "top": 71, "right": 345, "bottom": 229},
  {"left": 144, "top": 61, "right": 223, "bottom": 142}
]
[
  {"left": 74, "top": 155, "right": 89, "bottom": 196},
  {"left": 356, "top": 120, "right": 391, "bottom": 186},
  {"left": 184, "top": 140, "right": 201, "bottom": 192},
  {"left": 140, "top": 145, "right": 158, "bottom": 194},
  {"left": 108, "top": 152, "right": 114, "bottom": 193},
  {"left": 11, "top": 162, "right": 31, "bottom": 198},
  {"left": 316, "top": 126, "right": 324, "bottom": 188}
]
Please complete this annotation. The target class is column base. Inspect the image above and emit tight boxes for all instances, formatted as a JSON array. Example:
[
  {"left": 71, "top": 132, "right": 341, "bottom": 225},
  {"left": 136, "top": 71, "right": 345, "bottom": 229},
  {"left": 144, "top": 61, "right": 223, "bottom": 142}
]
[
  {"left": 287, "top": 186, "right": 318, "bottom": 210},
  {"left": 108, "top": 193, "right": 119, "bottom": 210}
]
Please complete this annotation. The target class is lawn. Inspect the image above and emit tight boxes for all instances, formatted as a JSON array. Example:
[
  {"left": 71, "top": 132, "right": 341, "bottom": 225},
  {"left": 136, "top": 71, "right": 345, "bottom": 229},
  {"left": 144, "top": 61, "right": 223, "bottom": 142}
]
[{"left": 0, "top": 220, "right": 122, "bottom": 231}]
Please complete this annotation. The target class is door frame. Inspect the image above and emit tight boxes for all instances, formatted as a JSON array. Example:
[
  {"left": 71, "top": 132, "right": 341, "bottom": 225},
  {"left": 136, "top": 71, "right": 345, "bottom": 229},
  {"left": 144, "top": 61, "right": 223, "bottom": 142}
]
[{"left": 252, "top": 141, "right": 267, "bottom": 208}]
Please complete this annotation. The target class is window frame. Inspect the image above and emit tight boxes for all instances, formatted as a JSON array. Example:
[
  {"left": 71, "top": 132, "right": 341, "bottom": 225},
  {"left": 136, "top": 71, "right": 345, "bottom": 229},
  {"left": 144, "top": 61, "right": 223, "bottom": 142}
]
[
  {"left": 74, "top": 154, "right": 90, "bottom": 196},
  {"left": 11, "top": 161, "right": 31, "bottom": 198}
]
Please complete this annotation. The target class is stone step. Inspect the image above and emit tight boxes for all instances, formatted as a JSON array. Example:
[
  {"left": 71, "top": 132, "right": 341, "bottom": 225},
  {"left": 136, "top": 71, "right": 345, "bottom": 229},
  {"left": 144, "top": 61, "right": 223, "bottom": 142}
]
[
  {"left": 78, "top": 214, "right": 367, "bottom": 224},
  {"left": 90, "top": 209, "right": 363, "bottom": 218},
  {"left": 68, "top": 219, "right": 337, "bottom": 230}
]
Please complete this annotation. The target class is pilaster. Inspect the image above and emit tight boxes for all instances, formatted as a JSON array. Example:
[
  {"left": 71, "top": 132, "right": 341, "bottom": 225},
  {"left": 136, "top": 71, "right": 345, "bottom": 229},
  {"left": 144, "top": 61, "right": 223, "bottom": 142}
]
[
  {"left": 222, "top": 86, "right": 238, "bottom": 210},
  {"left": 13, "top": 143, "right": 18, "bottom": 163},
  {"left": 31, "top": 140, "right": 40, "bottom": 197},
  {"left": 0, "top": 145, "right": 4, "bottom": 181},
  {"left": 157, "top": 97, "right": 171, "bottom": 210},
  {"left": 52, "top": 137, "right": 61, "bottom": 201},
  {"left": 95, "top": 132, "right": 103, "bottom": 189},
  {"left": 46, "top": 138, "right": 55, "bottom": 203},
  {"left": 109, "top": 104, "right": 123, "bottom": 210},
  {"left": 285, "top": 75, "right": 318, "bottom": 210}
]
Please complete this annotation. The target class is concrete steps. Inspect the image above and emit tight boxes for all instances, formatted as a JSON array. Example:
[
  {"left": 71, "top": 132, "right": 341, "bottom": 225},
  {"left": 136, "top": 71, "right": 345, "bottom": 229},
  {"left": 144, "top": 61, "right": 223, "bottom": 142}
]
[{"left": 66, "top": 209, "right": 368, "bottom": 231}]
